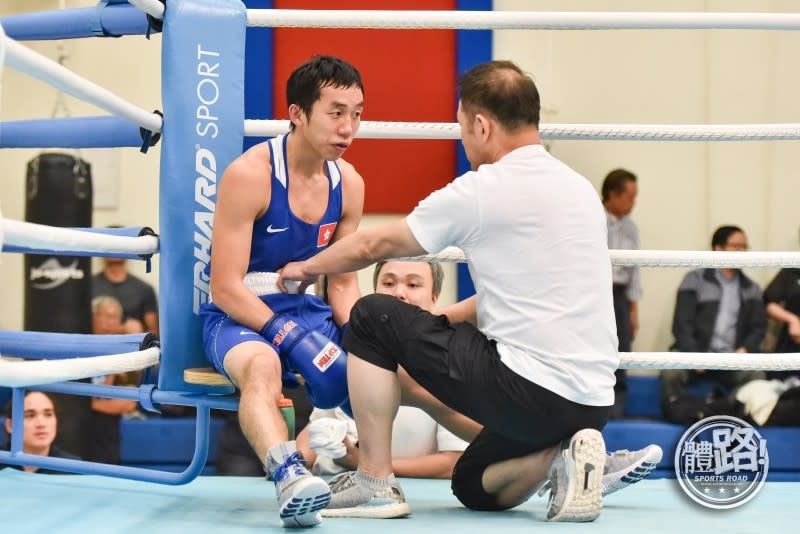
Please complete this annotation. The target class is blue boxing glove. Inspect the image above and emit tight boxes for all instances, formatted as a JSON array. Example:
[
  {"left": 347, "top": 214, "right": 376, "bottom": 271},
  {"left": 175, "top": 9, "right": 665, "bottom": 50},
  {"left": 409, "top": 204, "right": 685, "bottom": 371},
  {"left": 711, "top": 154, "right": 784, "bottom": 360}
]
[{"left": 261, "top": 313, "right": 348, "bottom": 409}]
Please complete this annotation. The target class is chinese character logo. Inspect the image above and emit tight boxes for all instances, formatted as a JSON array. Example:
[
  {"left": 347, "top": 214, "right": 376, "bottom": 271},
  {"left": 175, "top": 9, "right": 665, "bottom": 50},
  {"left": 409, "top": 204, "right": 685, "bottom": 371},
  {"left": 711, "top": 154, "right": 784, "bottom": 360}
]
[{"left": 674, "top": 415, "right": 768, "bottom": 509}]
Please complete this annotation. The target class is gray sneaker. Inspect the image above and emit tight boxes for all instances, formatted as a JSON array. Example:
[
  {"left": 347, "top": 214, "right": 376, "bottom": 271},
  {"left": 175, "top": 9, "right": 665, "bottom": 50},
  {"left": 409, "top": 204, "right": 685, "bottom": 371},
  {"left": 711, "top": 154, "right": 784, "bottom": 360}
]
[
  {"left": 272, "top": 451, "right": 331, "bottom": 527},
  {"left": 320, "top": 470, "right": 411, "bottom": 519},
  {"left": 545, "top": 428, "right": 606, "bottom": 522},
  {"left": 602, "top": 444, "right": 663, "bottom": 496}
]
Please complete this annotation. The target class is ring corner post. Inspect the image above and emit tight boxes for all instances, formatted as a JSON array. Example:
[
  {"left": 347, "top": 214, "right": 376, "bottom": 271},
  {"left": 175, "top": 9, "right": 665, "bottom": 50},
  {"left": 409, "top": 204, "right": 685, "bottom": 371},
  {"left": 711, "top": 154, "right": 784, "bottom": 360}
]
[{"left": 158, "top": 0, "right": 246, "bottom": 392}]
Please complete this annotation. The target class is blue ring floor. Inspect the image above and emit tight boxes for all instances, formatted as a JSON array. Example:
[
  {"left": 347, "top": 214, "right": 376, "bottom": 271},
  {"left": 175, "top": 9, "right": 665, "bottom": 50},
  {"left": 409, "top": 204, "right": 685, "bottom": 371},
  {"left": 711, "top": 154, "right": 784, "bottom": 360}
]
[{"left": 1, "top": 469, "right": 796, "bottom": 533}]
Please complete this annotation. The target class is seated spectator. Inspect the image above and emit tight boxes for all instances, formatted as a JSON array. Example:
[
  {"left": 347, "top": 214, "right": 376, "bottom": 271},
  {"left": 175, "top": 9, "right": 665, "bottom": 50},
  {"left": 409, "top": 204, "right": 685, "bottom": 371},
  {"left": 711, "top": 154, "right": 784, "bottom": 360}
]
[
  {"left": 92, "top": 294, "right": 143, "bottom": 335},
  {"left": 737, "top": 226, "right": 800, "bottom": 425},
  {"left": 88, "top": 373, "right": 140, "bottom": 464},
  {"left": 763, "top": 228, "right": 800, "bottom": 380},
  {"left": 1, "top": 391, "right": 80, "bottom": 473},
  {"left": 92, "top": 252, "right": 158, "bottom": 334},
  {"left": 764, "top": 268, "right": 800, "bottom": 356},
  {"left": 296, "top": 260, "right": 468, "bottom": 478},
  {"left": 661, "top": 225, "right": 767, "bottom": 424},
  {"left": 88, "top": 296, "right": 141, "bottom": 464}
]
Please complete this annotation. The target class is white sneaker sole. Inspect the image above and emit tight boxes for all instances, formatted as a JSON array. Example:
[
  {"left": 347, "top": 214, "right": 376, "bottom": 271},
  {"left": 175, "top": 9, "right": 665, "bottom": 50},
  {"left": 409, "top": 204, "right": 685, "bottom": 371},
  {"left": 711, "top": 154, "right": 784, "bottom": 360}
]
[
  {"left": 603, "top": 445, "right": 663, "bottom": 497},
  {"left": 547, "top": 428, "right": 606, "bottom": 523},
  {"left": 321, "top": 502, "right": 411, "bottom": 519},
  {"left": 279, "top": 476, "right": 332, "bottom": 528}
]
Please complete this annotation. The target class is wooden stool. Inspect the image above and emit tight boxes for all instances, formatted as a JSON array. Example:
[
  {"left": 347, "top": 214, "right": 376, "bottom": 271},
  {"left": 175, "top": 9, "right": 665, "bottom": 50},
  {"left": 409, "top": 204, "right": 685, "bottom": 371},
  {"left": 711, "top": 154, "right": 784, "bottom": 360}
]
[
  {"left": 183, "top": 368, "right": 305, "bottom": 387},
  {"left": 184, "top": 367, "right": 233, "bottom": 387}
]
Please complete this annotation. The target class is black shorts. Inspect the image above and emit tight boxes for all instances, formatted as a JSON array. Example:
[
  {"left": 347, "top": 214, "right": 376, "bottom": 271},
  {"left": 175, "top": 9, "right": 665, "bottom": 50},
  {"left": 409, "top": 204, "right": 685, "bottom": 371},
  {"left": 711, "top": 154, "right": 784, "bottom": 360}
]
[{"left": 343, "top": 294, "right": 610, "bottom": 510}]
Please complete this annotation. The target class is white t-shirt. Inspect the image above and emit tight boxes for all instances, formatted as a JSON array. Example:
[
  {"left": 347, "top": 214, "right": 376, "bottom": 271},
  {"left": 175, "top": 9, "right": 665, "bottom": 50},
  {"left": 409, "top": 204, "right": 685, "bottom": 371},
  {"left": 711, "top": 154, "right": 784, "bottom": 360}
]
[{"left": 406, "top": 144, "right": 618, "bottom": 406}]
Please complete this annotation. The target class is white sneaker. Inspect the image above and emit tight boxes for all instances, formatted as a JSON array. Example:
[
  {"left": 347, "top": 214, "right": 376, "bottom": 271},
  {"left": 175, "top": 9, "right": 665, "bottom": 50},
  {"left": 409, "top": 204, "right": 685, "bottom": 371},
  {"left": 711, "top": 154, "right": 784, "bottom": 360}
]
[
  {"left": 273, "top": 451, "right": 331, "bottom": 527},
  {"left": 545, "top": 428, "right": 606, "bottom": 522},
  {"left": 602, "top": 444, "right": 663, "bottom": 497}
]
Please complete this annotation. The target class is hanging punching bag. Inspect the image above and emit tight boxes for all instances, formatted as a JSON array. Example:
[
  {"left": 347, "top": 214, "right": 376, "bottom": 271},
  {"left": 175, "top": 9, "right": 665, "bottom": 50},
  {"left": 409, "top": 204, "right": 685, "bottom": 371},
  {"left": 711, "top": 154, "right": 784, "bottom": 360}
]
[
  {"left": 24, "top": 152, "right": 93, "bottom": 334},
  {"left": 24, "top": 153, "right": 94, "bottom": 459}
]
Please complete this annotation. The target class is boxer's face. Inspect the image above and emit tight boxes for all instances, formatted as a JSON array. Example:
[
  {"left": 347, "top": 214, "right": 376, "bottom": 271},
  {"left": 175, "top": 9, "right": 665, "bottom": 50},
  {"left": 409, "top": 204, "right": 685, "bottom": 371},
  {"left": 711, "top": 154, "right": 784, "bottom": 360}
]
[
  {"left": 294, "top": 85, "right": 363, "bottom": 161},
  {"left": 374, "top": 262, "right": 438, "bottom": 311}
]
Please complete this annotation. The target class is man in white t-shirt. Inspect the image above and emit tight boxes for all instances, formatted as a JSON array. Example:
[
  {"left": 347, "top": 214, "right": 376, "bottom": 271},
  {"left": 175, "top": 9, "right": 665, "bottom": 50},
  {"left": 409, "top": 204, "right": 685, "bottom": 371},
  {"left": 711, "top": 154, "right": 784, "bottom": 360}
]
[
  {"left": 296, "top": 261, "right": 468, "bottom": 479},
  {"left": 278, "top": 60, "right": 616, "bottom": 523}
]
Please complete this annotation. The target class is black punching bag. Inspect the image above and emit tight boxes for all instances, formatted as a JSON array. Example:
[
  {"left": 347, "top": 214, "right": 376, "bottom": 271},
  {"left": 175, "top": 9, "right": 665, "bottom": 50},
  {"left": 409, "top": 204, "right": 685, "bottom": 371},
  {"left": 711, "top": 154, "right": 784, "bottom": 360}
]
[
  {"left": 24, "top": 153, "right": 93, "bottom": 334},
  {"left": 24, "top": 153, "right": 94, "bottom": 460}
]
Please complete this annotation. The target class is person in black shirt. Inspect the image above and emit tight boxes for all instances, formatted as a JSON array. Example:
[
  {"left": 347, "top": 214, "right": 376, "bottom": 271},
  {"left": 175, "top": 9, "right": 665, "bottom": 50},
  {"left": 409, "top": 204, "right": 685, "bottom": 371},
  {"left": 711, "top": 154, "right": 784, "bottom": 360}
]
[{"left": 93, "top": 256, "right": 158, "bottom": 334}]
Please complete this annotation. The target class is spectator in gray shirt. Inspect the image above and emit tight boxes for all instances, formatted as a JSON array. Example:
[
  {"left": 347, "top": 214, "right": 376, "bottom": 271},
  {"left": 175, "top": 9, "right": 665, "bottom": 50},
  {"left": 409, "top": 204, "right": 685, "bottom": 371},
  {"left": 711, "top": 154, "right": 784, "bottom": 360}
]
[{"left": 661, "top": 225, "right": 766, "bottom": 425}]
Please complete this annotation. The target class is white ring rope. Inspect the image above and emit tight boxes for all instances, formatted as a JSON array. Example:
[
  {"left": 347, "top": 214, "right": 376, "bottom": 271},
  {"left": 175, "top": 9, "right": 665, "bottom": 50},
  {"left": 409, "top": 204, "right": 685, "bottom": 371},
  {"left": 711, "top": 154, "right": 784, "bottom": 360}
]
[
  {"left": 247, "top": 10, "right": 800, "bottom": 31},
  {"left": 245, "top": 119, "right": 800, "bottom": 142},
  {"left": 135, "top": 4, "right": 800, "bottom": 31},
  {"left": 2, "top": 218, "right": 159, "bottom": 256},
  {"left": 610, "top": 250, "right": 800, "bottom": 269},
  {"left": 397, "top": 246, "right": 800, "bottom": 269},
  {"left": 540, "top": 123, "right": 800, "bottom": 142},
  {"left": 0, "top": 347, "right": 160, "bottom": 388},
  {"left": 127, "top": 0, "right": 165, "bottom": 19},
  {"left": 2, "top": 35, "right": 162, "bottom": 133},
  {"left": 620, "top": 352, "right": 800, "bottom": 371}
]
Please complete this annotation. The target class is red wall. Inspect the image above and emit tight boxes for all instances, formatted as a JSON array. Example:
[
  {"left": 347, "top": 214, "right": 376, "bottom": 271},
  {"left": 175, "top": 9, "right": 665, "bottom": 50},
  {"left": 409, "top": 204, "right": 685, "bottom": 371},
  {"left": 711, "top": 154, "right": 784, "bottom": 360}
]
[{"left": 273, "top": 0, "right": 457, "bottom": 213}]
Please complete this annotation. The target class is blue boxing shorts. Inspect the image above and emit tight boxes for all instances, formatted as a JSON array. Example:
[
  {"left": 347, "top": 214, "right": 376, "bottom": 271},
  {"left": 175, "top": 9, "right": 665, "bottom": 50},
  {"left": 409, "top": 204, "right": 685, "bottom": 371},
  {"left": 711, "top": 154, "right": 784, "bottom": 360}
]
[{"left": 200, "top": 292, "right": 343, "bottom": 379}]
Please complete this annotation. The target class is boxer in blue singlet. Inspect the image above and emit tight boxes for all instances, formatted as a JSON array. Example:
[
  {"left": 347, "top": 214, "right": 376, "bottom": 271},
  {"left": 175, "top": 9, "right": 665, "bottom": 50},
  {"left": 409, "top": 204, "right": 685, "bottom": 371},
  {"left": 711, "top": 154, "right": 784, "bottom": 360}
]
[
  {"left": 201, "top": 133, "right": 346, "bottom": 372},
  {"left": 200, "top": 56, "right": 365, "bottom": 528}
]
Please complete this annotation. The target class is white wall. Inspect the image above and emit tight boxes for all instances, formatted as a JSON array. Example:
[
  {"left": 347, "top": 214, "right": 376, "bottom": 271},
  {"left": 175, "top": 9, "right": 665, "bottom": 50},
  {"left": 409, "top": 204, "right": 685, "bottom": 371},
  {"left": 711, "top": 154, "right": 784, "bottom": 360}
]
[{"left": 2, "top": 1, "right": 799, "bottom": 355}]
